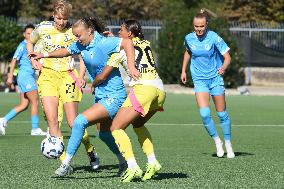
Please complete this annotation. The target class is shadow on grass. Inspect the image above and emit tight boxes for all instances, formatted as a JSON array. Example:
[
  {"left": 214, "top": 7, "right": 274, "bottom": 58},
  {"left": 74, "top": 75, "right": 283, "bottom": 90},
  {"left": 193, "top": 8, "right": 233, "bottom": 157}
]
[
  {"left": 153, "top": 172, "right": 189, "bottom": 180},
  {"left": 52, "top": 165, "right": 119, "bottom": 180},
  {"left": 211, "top": 151, "right": 255, "bottom": 157}
]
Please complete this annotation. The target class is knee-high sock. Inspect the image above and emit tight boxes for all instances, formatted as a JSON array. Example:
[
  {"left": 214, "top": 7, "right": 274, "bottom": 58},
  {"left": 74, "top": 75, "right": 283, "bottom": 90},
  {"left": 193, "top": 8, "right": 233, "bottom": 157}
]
[
  {"left": 4, "top": 109, "right": 17, "bottom": 122},
  {"left": 133, "top": 126, "right": 154, "bottom": 156},
  {"left": 217, "top": 111, "right": 231, "bottom": 141},
  {"left": 82, "top": 130, "right": 95, "bottom": 153},
  {"left": 98, "top": 131, "right": 120, "bottom": 155},
  {"left": 112, "top": 129, "right": 135, "bottom": 161},
  {"left": 199, "top": 107, "right": 218, "bottom": 138},
  {"left": 66, "top": 114, "right": 89, "bottom": 157},
  {"left": 31, "top": 115, "right": 39, "bottom": 129},
  {"left": 59, "top": 136, "right": 66, "bottom": 161}
]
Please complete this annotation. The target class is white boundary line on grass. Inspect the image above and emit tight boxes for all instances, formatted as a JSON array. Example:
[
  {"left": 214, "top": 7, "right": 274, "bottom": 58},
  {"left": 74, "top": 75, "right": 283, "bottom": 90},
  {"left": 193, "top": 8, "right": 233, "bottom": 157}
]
[{"left": 7, "top": 121, "right": 284, "bottom": 127}]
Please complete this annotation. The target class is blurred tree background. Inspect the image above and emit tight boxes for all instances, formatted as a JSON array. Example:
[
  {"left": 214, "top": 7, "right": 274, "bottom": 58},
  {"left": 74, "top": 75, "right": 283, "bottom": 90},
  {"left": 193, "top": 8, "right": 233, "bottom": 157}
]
[{"left": 0, "top": 0, "right": 283, "bottom": 86}]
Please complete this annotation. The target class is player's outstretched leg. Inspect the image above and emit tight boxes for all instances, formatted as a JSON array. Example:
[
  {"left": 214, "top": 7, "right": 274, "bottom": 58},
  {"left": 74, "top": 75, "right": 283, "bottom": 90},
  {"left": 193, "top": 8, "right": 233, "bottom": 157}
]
[
  {"left": 55, "top": 114, "right": 89, "bottom": 176},
  {"left": 217, "top": 111, "right": 235, "bottom": 158}
]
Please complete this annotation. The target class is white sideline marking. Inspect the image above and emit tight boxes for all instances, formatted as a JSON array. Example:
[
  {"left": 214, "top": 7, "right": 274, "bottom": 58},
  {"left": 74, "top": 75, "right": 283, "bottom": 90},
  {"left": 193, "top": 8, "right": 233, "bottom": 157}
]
[{"left": 7, "top": 121, "right": 284, "bottom": 127}]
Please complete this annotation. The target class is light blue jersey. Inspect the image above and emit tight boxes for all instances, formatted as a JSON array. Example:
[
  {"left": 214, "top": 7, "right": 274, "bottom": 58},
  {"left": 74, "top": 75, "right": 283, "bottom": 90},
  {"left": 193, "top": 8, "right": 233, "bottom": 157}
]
[
  {"left": 13, "top": 40, "right": 34, "bottom": 74},
  {"left": 67, "top": 32, "right": 126, "bottom": 118},
  {"left": 184, "top": 30, "right": 230, "bottom": 81},
  {"left": 13, "top": 40, "right": 37, "bottom": 93}
]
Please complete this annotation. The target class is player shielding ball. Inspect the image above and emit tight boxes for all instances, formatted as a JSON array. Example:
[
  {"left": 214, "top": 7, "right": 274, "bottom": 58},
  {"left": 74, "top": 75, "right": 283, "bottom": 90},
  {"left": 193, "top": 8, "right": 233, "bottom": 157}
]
[{"left": 94, "top": 20, "right": 166, "bottom": 182}]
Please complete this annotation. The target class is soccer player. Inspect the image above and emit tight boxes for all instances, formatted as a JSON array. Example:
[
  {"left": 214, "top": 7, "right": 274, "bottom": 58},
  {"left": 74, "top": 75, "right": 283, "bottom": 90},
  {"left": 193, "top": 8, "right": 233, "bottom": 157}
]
[
  {"left": 181, "top": 10, "right": 235, "bottom": 158},
  {"left": 26, "top": 0, "right": 98, "bottom": 169},
  {"left": 95, "top": 20, "right": 166, "bottom": 182},
  {"left": 31, "top": 17, "right": 136, "bottom": 177},
  {"left": 0, "top": 24, "right": 46, "bottom": 136}
]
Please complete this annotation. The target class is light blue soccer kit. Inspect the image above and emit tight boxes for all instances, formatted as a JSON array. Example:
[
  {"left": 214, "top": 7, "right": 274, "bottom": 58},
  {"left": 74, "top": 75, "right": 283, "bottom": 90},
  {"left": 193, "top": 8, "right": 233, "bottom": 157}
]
[
  {"left": 184, "top": 30, "right": 231, "bottom": 140},
  {"left": 4, "top": 40, "right": 39, "bottom": 129},
  {"left": 13, "top": 40, "right": 38, "bottom": 93},
  {"left": 66, "top": 32, "right": 126, "bottom": 157}
]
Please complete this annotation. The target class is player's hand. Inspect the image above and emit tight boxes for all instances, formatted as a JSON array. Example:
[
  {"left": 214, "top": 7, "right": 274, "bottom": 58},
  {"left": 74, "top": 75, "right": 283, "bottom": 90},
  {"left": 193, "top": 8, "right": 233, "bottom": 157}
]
[
  {"left": 78, "top": 78, "right": 86, "bottom": 88},
  {"left": 103, "top": 31, "right": 114, "bottom": 37},
  {"left": 31, "top": 58, "right": 42, "bottom": 70},
  {"left": 129, "top": 67, "right": 140, "bottom": 80},
  {"left": 29, "top": 52, "right": 44, "bottom": 60},
  {"left": 181, "top": 72, "right": 187, "bottom": 84},
  {"left": 218, "top": 67, "right": 225, "bottom": 75},
  {"left": 6, "top": 74, "right": 13, "bottom": 86}
]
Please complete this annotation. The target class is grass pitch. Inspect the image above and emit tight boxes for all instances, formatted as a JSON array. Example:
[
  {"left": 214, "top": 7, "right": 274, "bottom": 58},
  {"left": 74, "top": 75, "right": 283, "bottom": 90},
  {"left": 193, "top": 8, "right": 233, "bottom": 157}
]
[{"left": 0, "top": 93, "right": 283, "bottom": 188}]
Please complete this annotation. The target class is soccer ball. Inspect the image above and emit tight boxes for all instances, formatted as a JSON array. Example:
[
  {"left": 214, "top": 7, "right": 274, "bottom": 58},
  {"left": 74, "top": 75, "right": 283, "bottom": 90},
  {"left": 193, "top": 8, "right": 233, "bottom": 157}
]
[{"left": 40, "top": 136, "right": 64, "bottom": 159}]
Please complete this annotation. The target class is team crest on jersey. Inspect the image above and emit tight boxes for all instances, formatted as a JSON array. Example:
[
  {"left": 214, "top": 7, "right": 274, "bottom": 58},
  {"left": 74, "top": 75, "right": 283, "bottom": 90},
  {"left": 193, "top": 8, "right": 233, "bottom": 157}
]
[{"left": 204, "top": 44, "right": 210, "bottom": 50}]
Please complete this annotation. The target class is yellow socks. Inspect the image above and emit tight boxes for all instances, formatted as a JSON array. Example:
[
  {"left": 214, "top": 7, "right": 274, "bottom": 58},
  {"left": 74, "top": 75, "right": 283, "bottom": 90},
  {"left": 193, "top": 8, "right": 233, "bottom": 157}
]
[
  {"left": 134, "top": 126, "right": 154, "bottom": 156},
  {"left": 112, "top": 129, "right": 135, "bottom": 161},
  {"left": 82, "top": 130, "right": 95, "bottom": 153}
]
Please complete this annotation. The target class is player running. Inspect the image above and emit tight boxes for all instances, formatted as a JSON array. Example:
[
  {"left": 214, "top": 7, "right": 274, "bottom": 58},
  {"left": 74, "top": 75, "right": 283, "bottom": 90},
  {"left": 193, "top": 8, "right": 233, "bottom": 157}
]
[
  {"left": 0, "top": 24, "right": 46, "bottom": 136},
  {"left": 181, "top": 10, "right": 235, "bottom": 158}
]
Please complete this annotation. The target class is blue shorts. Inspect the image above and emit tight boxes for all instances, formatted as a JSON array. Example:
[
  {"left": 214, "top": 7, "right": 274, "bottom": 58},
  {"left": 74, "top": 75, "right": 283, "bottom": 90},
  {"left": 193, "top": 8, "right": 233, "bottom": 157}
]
[
  {"left": 193, "top": 76, "right": 225, "bottom": 96},
  {"left": 17, "top": 72, "right": 38, "bottom": 93},
  {"left": 94, "top": 95, "right": 126, "bottom": 119}
]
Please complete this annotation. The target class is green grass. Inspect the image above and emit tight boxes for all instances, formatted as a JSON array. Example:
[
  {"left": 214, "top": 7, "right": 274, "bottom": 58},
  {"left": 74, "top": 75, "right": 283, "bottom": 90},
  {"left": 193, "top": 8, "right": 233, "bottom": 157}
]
[{"left": 0, "top": 93, "right": 284, "bottom": 188}]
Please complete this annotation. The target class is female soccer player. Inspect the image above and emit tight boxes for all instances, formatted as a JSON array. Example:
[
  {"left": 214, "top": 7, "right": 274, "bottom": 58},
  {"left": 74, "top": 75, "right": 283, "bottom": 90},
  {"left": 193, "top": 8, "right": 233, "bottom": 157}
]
[
  {"left": 31, "top": 17, "right": 137, "bottom": 177},
  {"left": 94, "top": 20, "right": 166, "bottom": 182},
  {"left": 26, "top": 0, "right": 98, "bottom": 169},
  {"left": 0, "top": 24, "right": 46, "bottom": 136},
  {"left": 181, "top": 10, "right": 235, "bottom": 159}
]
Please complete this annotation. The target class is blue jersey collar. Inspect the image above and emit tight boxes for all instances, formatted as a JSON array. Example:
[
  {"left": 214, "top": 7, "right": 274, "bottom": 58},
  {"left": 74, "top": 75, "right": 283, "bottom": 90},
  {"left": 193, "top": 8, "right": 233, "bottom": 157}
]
[{"left": 86, "top": 31, "right": 103, "bottom": 49}]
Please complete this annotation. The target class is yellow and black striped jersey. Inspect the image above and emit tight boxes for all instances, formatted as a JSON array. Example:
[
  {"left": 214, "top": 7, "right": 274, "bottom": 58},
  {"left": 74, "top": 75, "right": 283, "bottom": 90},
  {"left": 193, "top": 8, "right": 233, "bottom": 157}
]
[{"left": 107, "top": 37, "right": 164, "bottom": 91}]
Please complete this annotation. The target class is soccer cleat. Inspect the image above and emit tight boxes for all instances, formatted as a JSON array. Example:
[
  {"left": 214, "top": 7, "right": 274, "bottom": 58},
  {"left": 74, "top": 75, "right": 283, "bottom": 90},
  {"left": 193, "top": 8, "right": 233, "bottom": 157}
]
[
  {"left": 117, "top": 161, "right": 128, "bottom": 177},
  {"left": 225, "top": 143, "right": 235, "bottom": 158},
  {"left": 88, "top": 151, "right": 100, "bottom": 170},
  {"left": 31, "top": 128, "right": 47, "bottom": 136},
  {"left": 55, "top": 163, "right": 73, "bottom": 176},
  {"left": 0, "top": 118, "right": 7, "bottom": 135},
  {"left": 120, "top": 166, "right": 143, "bottom": 182},
  {"left": 142, "top": 161, "right": 162, "bottom": 181},
  {"left": 215, "top": 141, "right": 224, "bottom": 157}
]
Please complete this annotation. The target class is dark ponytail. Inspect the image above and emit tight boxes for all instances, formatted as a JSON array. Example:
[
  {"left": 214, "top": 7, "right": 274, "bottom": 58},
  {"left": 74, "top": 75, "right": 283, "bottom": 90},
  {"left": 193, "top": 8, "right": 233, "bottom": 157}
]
[
  {"left": 123, "top": 20, "right": 144, "bottom": 40},
  {"left": 73, "top": 16, "right": 106, "bottom": 34}
]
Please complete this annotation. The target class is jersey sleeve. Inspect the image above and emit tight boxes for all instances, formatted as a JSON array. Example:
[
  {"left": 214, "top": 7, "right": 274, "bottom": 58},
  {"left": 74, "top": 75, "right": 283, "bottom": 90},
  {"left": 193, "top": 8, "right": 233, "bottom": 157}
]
[
  {"left": 107, "top": 50, "right": 126, "bottom": 68},
  {"left": 12, "top": 43, "right": 24, "bottom": 60},
  {"left": 102, "top": 37, "right": 122, "bottom": 55},
  {"left": 214, "top": 34, "right": 230, "bottom": 55},
  {"left": 184, "top": 35, "right": 191, "bottom": 52},
  {"left": 30, "top": 25, "right": 41, "bottom": 44},
  {"left": 67, "top": 41, "right": 83, "bottom": 55}
]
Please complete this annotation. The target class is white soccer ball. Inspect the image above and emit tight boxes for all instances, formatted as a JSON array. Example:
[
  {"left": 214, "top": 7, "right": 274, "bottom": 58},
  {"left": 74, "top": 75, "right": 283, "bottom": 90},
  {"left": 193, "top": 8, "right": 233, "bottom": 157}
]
[{"left": 41, "top": 136, "right": 64, "bottom": 159}]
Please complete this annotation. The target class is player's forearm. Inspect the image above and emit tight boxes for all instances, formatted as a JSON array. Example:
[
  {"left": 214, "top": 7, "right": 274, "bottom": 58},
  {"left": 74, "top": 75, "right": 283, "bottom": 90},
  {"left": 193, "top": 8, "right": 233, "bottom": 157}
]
[
  {"left": 92, "top": 66, "right": 113, "bottom": 87},
  {"left": 8, "top": 59, "right": 17, "bottom": 77},
  {"left": 78, "top": 55, "right": 86, "bottom": 79},
  {"left": 222, "top": 52, "right": 231, "bottom": 71},
  {"left": 46, "top": 48, "right": 70, "bottom": 58}
]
